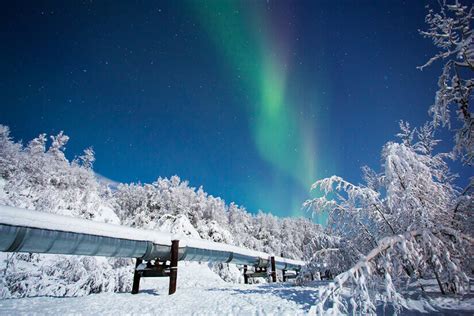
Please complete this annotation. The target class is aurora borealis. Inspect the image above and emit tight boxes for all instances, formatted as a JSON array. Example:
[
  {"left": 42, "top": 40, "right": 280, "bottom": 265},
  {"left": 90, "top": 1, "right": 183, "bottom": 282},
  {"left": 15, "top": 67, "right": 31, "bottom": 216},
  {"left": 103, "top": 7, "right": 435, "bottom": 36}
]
[
  {"left": 193, "top": 1, "right": 318, "bottom": 216},
  {"left": 1, "top": 1, "right": 448, "bottom": 221}
]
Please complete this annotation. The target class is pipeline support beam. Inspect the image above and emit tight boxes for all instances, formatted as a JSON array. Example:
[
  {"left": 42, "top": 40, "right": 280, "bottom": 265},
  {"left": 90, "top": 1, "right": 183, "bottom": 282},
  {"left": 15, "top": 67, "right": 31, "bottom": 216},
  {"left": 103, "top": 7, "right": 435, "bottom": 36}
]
[
  {"left": 270, "top": 256, "right": 277, "bottom": 282},
  {"left": 132, "top": 258, "right": 142, "bottom": 294},
  {"left": 168, "top": 240, "right": 179, "bottom": 295},
  {"left": 243, "top": 265, "right": 248, "bottom": 284}
]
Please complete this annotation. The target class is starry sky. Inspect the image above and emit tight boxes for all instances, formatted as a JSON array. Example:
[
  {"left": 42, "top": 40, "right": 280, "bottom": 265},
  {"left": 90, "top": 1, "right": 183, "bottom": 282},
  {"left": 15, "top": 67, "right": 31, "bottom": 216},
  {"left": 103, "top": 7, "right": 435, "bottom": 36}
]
[{"left": 0, "top": 1, "right": 464, "bottom": 221}]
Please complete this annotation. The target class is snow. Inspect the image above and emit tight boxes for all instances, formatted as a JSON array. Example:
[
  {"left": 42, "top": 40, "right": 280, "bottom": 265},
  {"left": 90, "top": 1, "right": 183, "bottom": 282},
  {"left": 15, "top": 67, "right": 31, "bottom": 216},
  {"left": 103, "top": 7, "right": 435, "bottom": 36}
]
[
  {"left": 1, "top": 263, "right": 472, "bottom": 315},
  {"left": 0, "top": 262, "right": 313, "bottom": 315},
  {"left": 0, "top": 178, "right": 6, "bottom": 201},
  {"left": 157, "top": 214, "right": 201, "bottom": 239}
]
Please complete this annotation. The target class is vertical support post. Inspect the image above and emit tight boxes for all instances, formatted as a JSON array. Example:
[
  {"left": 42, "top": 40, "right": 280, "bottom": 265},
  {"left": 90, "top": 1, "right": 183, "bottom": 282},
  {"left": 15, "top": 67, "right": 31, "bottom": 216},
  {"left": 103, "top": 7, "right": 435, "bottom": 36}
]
[
  {"left": 168, "top": 239, "right": 179, "bottom": 295},
  {"left": 131, "top": 258, "right": 142, "bottom": 294},
  {"left": 270, "top": 256, "right": 277, "bottom": 282},
  {"left": 282, "top": 269, "right": 287, "bottom": 282},
  {"left": 243, "top": 265, "right": 249, "bottom": 284}
]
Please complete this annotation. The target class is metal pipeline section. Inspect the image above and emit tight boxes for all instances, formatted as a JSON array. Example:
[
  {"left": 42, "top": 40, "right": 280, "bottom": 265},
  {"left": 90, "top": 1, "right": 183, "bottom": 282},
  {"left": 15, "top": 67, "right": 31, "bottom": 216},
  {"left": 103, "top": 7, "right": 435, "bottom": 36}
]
[
  {"left": 0, "top": 205, "right": 172, "bottom": 261},
  {"left": 0, "top": 205, "right": 304, "bottom": 270},
  {"left": 178, "top": 238, "right": 271, "bottom": 268},
  {"left": 0, "top": 223, "right": 171, "bottom": 261}
]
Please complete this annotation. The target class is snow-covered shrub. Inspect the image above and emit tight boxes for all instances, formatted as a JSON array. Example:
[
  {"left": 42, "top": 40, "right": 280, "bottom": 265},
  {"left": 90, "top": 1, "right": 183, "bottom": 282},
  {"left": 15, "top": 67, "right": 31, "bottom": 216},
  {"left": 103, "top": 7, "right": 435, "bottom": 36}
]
[
  {"left": 311, "top": 229, "right": 472, "bottom": 315},
  {"left": 0, "top": 253, "right": 131, "bottom": 298},
  {"left": 156, "top": 214, "right": 201, "bottom": 238},
  {"left": 210, "top": 262, "right": 243, "bottom": 283}
]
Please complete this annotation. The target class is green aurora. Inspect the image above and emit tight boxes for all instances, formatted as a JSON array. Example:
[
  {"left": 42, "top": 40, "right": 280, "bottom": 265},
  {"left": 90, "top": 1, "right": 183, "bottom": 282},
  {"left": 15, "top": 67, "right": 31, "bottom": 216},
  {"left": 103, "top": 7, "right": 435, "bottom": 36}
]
[{"left": 192, "top": 2, "right": 321, "bottom": 217}]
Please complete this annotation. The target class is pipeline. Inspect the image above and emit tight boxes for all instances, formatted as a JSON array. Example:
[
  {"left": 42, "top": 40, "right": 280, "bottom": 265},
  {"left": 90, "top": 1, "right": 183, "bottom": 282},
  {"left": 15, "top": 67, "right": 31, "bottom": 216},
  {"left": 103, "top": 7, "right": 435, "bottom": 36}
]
[{"left": 0, "top": 205, "right": 304, "bottom": 270}]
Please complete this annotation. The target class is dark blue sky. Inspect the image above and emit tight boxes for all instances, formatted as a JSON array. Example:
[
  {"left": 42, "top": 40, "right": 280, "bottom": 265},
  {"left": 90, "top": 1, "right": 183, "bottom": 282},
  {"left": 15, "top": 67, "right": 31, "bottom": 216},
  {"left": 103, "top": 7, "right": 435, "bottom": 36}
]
[{"left": 1, "top": 1, "right": 465, "bottom": 220}]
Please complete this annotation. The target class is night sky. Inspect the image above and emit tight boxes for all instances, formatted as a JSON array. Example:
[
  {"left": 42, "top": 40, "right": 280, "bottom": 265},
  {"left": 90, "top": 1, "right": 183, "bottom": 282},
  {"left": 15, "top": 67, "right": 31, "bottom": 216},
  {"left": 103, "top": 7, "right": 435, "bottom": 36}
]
[{"left": 0, "top": 1, "right": 461, "bottom": 221}]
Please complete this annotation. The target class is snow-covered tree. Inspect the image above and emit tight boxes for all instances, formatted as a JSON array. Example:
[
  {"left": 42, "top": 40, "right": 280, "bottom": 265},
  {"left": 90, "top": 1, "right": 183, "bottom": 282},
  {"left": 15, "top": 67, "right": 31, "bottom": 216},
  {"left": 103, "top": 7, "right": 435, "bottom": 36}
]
[
  {"left": 0, "top": 125, "right": 22, "bottom": 180},
  {"left": 305, "top": 121, "right": 472, "bottom": 314},
  {"left": 76, "top": 147, "right": 95, "bottom": 170},
  {"left": 419, "top": 0, "right": 473, "bottom": 164}
]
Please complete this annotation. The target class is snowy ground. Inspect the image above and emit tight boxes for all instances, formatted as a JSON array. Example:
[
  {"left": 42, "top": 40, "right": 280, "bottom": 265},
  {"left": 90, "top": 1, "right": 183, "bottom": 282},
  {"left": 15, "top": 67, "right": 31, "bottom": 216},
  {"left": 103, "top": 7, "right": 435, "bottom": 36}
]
[{"left": 0, "top": 262, "right": 472, "bottom": 315}]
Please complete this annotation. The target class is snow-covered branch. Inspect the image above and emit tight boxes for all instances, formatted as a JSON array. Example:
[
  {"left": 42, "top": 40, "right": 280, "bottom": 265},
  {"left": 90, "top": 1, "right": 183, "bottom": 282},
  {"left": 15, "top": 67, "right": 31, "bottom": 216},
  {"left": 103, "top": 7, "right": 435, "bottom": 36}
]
[
  {"left": 418, "top": 1, "right": 474, "bottom": 164},
  {"left": 311, "top": 229, "right": 472, "bottom": 315}
]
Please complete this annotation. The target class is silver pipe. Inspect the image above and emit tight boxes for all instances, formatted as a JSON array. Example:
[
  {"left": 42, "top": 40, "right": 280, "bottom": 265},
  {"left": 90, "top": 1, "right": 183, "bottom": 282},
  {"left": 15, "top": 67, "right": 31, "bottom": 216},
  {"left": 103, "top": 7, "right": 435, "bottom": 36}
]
[{"left": 0, "top": 205, "right": 304, "bottom": 270}]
